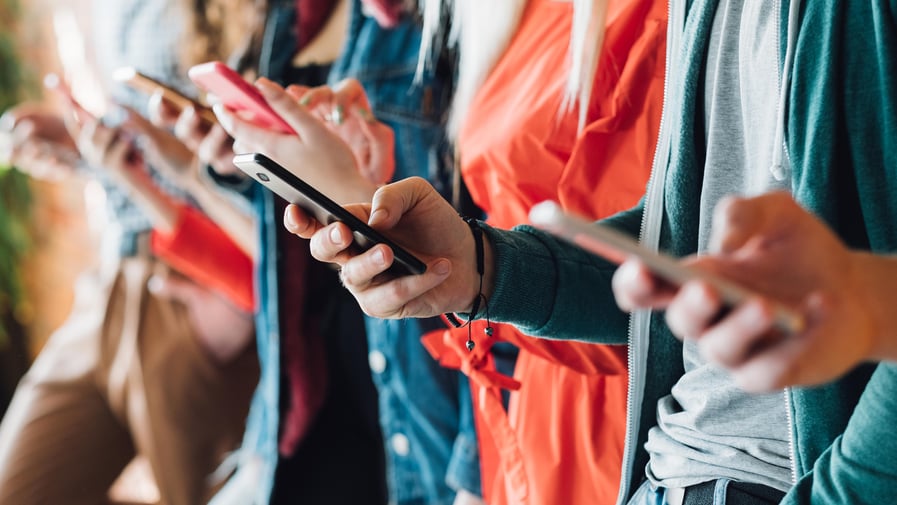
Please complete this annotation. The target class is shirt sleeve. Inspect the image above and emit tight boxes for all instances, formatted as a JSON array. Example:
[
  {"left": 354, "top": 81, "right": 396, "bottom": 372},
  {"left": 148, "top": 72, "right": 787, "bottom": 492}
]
[
  {"left": 484, "top": 201, "right": 644, "bottom": 344},
  {"left": 151, "top": 204, "right": 255, "bottom": 312},
  {"left": 784, "top": 363, "right": 897, "bottom": 504}
]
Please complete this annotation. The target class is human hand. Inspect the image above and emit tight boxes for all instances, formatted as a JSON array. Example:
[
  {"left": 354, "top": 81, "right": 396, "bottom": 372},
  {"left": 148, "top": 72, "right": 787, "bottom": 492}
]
[
  {"left": 147, "top": 92, "right": 239, "bottom": 177},
  {"left": 72, "top": 112, "right": 151, "bottom": 191},
  {"left": 295, "top": 78, "right": 395, "bottom": 185},
  {"left": 119, "top": 106, "right": 198, "bottom": 187},
  {"left": 615, "top": 192, "right": 882, "bottom": 391},
  {"left": 213, "top": 77, "right": 377, "bottom": 204},
  {"left": 0, "top": 103, "right": 79, "bottom": 180},
  {"left": 283, "top": 176, "right": 488, "bottom": 319}
]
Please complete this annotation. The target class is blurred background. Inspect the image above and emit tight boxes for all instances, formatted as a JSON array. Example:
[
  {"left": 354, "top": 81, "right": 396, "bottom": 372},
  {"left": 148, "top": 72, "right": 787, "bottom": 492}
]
[{"left": 0, "top": 0, "right": 100, "bottom": 416}]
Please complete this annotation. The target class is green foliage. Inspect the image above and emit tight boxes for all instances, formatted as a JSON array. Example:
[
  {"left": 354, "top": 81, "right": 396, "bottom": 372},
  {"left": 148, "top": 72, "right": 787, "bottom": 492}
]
[{"left": 0, "top": 0, "right": 32, "bottom": 347}]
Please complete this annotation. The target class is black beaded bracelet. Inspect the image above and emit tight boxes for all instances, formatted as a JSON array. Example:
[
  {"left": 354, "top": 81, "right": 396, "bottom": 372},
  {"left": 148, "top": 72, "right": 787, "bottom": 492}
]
[{"left": 444, "top": 217, "right": 493, "bottom": 351}]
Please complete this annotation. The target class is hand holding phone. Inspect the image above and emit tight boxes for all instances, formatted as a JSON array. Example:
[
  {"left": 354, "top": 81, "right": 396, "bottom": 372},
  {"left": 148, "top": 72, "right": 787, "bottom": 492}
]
[
  {"left": 114, "top": 67, "right": 217, "bottom": 124},
  {"left": 233, "top": 152, "right": 425, "bottom": 275},
  {"left": 188, "top": 62, "right": 294, "bottom": 134},
  {"left": 529, "top": 201, "right": 805, "bottom": 333}
]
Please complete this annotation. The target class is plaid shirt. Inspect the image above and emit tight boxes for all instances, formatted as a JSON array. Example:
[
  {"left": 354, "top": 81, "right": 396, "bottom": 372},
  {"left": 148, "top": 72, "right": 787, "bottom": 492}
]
[{"left": 86, "top": 0, "right": 193, "bottom": 256}]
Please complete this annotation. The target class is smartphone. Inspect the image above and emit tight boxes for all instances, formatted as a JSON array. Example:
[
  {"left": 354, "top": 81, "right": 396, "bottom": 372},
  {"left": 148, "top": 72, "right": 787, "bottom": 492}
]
[
  {"left": 529, "top": 201, "right": 805, "bottom": 333},
  {"left": 233, "top": 152, "right": 426, "bottom": 276},
  {"left": 113, "top": 67, "right": 217, "bottom": 124},
  {"left": 187, "top": 61, "right": 294, "bottom": 134}
]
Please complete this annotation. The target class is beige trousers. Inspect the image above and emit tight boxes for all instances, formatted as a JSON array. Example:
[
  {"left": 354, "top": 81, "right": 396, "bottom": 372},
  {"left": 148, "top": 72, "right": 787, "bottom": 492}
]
[{"left": 0, "top": 256, "right": 258, "bottom": 505}]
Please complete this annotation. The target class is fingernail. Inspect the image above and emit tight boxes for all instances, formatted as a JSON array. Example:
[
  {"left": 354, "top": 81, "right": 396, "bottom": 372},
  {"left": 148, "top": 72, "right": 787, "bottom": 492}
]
[
  {"left": 369, "top": 208, "right": 388, "bottom": 225},
  {"left": 284, "top": 208, "right": 297, "bottom": 230},
  {"left": 255, "top": 78, "right": 276, "bottom": 96},
  {"left": 433, "top": 260, "right": 450, "bottom": 276},
  {"left": 372, "top": 248, "right": 386, "bottom": 266},
  {"left": 212, "top": 104, "right": 233, "bottom": 130},
  {"left": 334, "top": 105, "right": 344, "bottom": 125},
  {"left": 330, "top": 225, "right": 344, "bottom": 244},
  {"left": 299, "top": 95, "right": 311, "bottom": 106}
]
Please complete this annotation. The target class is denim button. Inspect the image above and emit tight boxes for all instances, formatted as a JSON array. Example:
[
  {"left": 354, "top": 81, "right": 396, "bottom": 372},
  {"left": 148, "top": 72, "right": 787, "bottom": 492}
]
[
  {"left": 390, "top": 433, "right": 410, "bottom": 456},
  {"left": 368, "top": 350, "right": 387, "bottom": 374}
]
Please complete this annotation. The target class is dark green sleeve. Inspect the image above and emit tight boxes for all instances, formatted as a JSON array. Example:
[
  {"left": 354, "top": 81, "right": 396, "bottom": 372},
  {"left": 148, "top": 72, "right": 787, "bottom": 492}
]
[
  {"left": 482, "top": 201, "right": 644, "bottom": 343},
  {"left": 783, "top": 363, "right": 897, "bottom": 504}
]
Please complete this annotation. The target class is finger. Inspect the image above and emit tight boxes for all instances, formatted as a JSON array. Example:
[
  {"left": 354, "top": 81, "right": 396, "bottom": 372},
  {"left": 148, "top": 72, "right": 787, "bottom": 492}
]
[
  {"left": 612, "top": 259, "right": 677, "bottom": 311},
  {"left": 284, "top": 84, "right": 311, "bottom": 102},
  {"left": 367, "top": 176, "right": 433, "bottom": 229},
  {"left": 352, "top": 257, "right": 452, "bottom": 319},
  {"left": 284, "top": 204, "right": 323, "bottom": 238},
  {"left": 708, "top": 192, "right": 794, "bottom": 254},
  {"left": 45, "top": 74, "right": 94, "bottom": 127},
  {"left": 332, "top": 78, "right": 371, "bottom": 113},
  {"left": 357, "top": 120, "right": 395, "bottom": 184},
  {"left": 103, "top": 133, "right": 137, "bottom": 168},
  {"left": 296, "top": 85, "right": 334, "bottom": 110},
  {"left": 213, "top": 102, "right": 294, "bottom": 155},
  {"left": 696, "top": 297, "right": 777, "bottom": 368},
  {"left": 174, "top": 106, "right": 208, "bottom": 150},
  {"left": 309, "top": 221, "right": 357, "bottom": 266},
  {"left": 664, "top": 280, "right": 725, "bottom": 340},
  {"left": 198, "top": 124, "right": 233, "bottom": 166},
  {"left": 147, "top": 91, "right": 181, "bottom": 126},
  {"left": 255, "top": 77, "right": 324, "bottom": 138},
  {"left": 10, "top": 120, "right": 37, "bottom": 158}
]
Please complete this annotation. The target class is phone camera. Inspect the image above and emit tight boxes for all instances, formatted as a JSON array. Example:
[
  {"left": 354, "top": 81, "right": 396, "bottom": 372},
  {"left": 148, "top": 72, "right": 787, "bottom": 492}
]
[{"left": 257, "top": 173, "right": 270, "bottom": 182}]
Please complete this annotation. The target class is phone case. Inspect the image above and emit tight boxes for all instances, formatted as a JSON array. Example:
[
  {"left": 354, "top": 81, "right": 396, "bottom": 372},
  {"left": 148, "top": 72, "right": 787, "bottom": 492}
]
[
  {"left": 233, "top": 152, "right": 426, "bottom": 276},
  {"left": 187, "top": 61, "right": 294, "bottom": 134}
]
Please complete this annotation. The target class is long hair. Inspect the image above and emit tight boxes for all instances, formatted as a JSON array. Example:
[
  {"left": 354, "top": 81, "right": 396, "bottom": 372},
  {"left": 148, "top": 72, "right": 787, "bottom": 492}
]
[
  {"left": 418, "top": 0, "right": 609, "bottom": 138},
  {"left": 179, "top": 0, "right": 267, "bottom": 71}
]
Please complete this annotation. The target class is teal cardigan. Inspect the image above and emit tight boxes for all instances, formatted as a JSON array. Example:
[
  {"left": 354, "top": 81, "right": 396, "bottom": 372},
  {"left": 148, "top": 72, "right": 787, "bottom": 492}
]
[{"left": 483, "top": 1, "right": 897, "bottom": 503}]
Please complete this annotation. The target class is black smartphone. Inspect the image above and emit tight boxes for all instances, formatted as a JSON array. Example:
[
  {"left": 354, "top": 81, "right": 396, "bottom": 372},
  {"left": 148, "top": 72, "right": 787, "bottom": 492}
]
[{"left": 232, "top": 152, "right": 427, "bottom": 276}]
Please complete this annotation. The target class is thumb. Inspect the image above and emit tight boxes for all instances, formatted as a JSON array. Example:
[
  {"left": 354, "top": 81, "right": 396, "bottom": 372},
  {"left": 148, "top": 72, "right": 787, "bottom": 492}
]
[
  {"left": 368, "top": 176, "right": 432, "bottom": 229},
  {"left": 255, "top": 77, "right": 321, "bottom": 138},
  {"left": 708, "top": 192, "right": 794, "bottom": 254}
]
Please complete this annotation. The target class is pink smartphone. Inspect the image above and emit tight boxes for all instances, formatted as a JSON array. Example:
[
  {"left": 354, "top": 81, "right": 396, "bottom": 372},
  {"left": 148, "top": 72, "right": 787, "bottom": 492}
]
[{"left": 187, "top": 61, "right": 294, "bottom": 134}]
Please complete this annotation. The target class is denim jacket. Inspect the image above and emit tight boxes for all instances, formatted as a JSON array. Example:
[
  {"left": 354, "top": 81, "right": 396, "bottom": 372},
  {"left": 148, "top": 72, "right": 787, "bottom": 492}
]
[
  {"left": 331, "top": 5, "right": 481, "bottom": 504},
  {"left": 210, "top": 2, "right": 480, "bottom": 504}
]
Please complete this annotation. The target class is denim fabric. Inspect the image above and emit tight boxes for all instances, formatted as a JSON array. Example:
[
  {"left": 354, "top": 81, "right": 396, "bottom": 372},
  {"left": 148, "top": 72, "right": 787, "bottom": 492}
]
[
  {"left": 332, "top": 2, "right": 482, "bottom": 503},
  {"left": 211, "top": 1, "right": 479, "bottom": 504}
]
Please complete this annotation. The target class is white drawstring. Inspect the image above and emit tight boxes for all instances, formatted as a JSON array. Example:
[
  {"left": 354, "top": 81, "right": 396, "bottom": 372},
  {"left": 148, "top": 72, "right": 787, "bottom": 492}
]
[{"left": 770, "top": 0, "right": 802, "bottom": 181}]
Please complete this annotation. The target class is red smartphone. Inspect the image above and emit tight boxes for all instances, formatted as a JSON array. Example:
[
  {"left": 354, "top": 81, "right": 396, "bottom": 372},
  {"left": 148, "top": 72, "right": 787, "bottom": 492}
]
[{"left": 187, "top": 61, "right": 294, "bottom": 134}]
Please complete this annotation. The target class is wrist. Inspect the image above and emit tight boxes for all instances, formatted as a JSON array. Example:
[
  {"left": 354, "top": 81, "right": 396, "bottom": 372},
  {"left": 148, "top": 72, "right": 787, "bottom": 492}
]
[{"left": 852, "top": 252, "right": 897, "bottom": 362}]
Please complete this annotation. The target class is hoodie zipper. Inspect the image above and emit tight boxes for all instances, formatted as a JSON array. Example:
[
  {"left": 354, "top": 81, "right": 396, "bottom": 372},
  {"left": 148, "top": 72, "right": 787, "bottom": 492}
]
[
  {"left": 776, "top": 0, "right": 800, "bottom": 486},
  {"left": 616, "top": 1, "right": 682, "bottom": 503}
]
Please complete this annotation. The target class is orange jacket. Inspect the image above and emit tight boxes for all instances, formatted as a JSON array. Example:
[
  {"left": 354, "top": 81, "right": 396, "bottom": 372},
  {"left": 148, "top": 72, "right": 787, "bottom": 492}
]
[{"left": 424, "top": 0, "right": 667, "bottom": 503}]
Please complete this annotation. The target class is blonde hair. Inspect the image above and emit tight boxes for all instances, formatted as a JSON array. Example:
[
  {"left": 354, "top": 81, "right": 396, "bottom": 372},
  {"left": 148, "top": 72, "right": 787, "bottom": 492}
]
[{"left": 418, "top": 0, "right": 610, "bottom": 138}]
